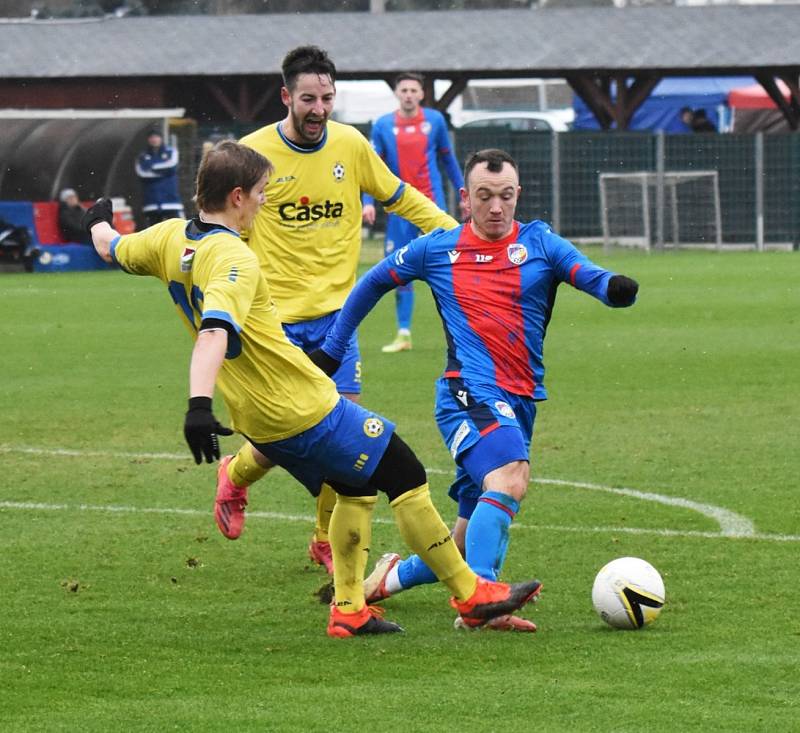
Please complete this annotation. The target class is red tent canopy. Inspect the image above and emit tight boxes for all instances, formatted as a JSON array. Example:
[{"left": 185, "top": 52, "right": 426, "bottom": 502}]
[{"left": 728, "top": 80, "right": 791, "bottom": 109}]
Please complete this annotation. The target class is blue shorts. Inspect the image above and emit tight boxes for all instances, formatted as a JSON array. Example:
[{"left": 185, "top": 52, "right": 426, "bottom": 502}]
[
  {"left": 248, "top": 397, "right": 395, "bottom": 497},
  {"left": 282, "top": 311, "right": 361, "bottom": 394},
  {"left": 384, "top": 214, "right": 421, "bottom": 257},
  {"left": 434, "top": 377, "right": 536, "bottom": 515}
]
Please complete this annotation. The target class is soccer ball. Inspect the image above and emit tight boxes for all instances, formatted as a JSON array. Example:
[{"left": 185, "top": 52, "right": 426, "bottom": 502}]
[{"left": 591, "top": 556, "right": 665, "bottom": 630}]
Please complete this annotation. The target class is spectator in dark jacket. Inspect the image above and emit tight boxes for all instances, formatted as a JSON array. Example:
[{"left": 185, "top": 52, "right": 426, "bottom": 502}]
[
  {"left": 58, "top": 188, "right": 91, "bottom": 244},
  {"left": 135, "top": 129, "right": 185, "bottom": 226},
  {"left": 690, "top": 108, "right": 717, "bottom": 133}
]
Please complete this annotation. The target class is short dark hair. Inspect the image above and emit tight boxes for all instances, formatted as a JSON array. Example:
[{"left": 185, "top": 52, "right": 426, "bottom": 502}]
[
  {"left": 281, "top": 45, "right": 337, "bottom": 91},
  {"left": 195, "top": 141, "right": 273, "bottom": 213},
  {"left": 394, "top": 72, "right": 424, "bottom": 89},
  {"left": 463, "top": 148, "right": 518, "bottom": 187}
]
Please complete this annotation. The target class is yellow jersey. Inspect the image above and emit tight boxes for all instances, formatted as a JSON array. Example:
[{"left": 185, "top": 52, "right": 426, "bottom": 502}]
[
  {"left": 111, "top": 218, "right": 339, "bottom": 443},
  {"left": 240, "top": 120, "right": 458, "bottom": 322}
]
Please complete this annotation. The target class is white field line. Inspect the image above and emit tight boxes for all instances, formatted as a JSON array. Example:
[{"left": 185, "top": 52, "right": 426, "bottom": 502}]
[{"left": 1, "top": 444, "right": 790, "bottom": 542}]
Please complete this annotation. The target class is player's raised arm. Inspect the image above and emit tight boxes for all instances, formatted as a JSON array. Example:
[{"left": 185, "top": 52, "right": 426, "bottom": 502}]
[
  {"left": 541, "top": 224, "right": 639, "bottom": 308},
  {"left": 82, "top": 198, "right": 118, "bottom": 263}
]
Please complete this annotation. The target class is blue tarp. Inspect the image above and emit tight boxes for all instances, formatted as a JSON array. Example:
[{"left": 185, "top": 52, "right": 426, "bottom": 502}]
[{"left": 573, "top": 76, "right": 756, "bottom": 132}]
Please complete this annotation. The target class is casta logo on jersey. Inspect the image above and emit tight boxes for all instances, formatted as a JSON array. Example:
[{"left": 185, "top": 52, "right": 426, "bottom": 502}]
[{"left": 278, "top": 196, "right": 344, "bottom": 222}]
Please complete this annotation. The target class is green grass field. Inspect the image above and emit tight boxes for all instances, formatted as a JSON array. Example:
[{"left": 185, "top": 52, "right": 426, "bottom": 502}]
[{"left": 1, "top": 245, "right": 798, "bottom": 732}]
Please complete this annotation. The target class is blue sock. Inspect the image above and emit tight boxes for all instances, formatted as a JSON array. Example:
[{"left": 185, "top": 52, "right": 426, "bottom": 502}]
[
  {"left": 396, "top": 553, "right": 438, "bottom": 589},
  {"left": 396, "top": 285, "right": 414, "bottom": 331},
  {"left": 464, "top": 491, "right": 519, "bottom": 581}
]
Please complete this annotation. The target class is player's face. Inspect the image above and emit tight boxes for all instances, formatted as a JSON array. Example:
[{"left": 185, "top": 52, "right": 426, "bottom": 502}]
[
  {"left": 395, "top": 80, "right": 423, "bottom": 116},
  {"left": 240, "top": 172, "right": 270, "bottom": 230},
  {"left": 461, "top": 162, "right": 520, "bottom": 241},
  {"left": 281, "top": 73, "right": 336, "bottom": 144}
]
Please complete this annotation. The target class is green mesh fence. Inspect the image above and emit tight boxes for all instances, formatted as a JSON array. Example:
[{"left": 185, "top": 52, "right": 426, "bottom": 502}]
[
  {"left": 189, "top": 123, "right": 800, "bottom": 248},
  {"left": 451, "top": 128, "right": 800, "bottom": 247}
]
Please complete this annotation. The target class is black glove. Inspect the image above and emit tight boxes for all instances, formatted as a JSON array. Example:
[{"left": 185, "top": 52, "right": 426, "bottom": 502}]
[
  {"left": 183, "top": 396, "right": 234, "bottom": 464},
  {"left": 607, "top": 275, "right": 639, "bottom": 307},
  {"left": 82, "top": 197, "right": 114, "bottom": 235},
  {"left": 307, "top": 348, "right": 341, "bottom": 377}
]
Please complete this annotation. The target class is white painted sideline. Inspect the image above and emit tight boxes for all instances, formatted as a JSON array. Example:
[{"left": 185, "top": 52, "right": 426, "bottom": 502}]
[{"left": 2, "top": 444, "right": 793, "bottom": 542}]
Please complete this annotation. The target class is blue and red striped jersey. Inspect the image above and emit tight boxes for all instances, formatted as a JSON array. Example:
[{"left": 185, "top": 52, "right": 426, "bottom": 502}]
[
  {"left": 325, "top": 220, "right": 628, "bottom": 400},
  {"left": 363, "top": 108, "right": 463, "bottom": 209}
]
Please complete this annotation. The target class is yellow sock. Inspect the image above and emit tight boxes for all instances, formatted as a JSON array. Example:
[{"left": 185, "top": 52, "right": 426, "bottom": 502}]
[
  {"left": 390, "top": 485, "right": 477, "bottom": 602},
  {"left": 227, "top": 444, "right": 269, "bottom": 487},
  {"left": 329, "top": 494, "right": 377, "bottom": 615},
  {"left": 313, "top": 481, "right": 337, "bottom": 543}
]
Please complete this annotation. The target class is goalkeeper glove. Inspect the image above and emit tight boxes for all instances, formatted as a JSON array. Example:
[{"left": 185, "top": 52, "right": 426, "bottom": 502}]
[
  {"left": 82, "top": 197, "right": 114, "bottom": 235},
  {"left": 307, "top": 348, "right": 341, "bottom": 377},
  {"left": 183, "top": 396, "right": 234, "bottom": 464},
  {"left": 607, "top": 275, "right": 639, "bottom": 307}
]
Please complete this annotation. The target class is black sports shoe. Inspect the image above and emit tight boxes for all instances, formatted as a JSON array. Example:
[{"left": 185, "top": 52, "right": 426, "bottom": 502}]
[
  {"left": 451, "top": 577, "right": 542, "bottom": 628},
  {"left": 327, "top": 604, "right": 404, "bottom": 637}
]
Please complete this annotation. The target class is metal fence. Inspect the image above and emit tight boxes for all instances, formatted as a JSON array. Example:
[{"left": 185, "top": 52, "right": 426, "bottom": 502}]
[
  {"left": 453, "top": 129, "right": 800, "bottom": 250},
  {"left": 191, "top": 124, "right": 800, "bottom": 250}
]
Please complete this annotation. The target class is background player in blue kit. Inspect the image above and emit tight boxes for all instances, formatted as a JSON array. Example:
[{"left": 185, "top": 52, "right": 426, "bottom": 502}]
[
  {"left": 362, "top": 72, "right": 464, "bottom": 353},
  {"left": 313, "top": 148, "right": 639, "bottom": 632}
]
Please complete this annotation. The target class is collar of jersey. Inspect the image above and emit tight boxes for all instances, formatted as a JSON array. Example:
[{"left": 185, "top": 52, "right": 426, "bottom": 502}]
[
  {"left": 185, "top": 217, "right": 239, "bottom": 241},
  {"left": 462, "top": 220, "right": 521, "bottom": 247},
  {"left": 277, "top": 122, "right": 327, "bottom": 153},
  {"left": 395, "top": 109, "right": 424, "bottom": 125}
]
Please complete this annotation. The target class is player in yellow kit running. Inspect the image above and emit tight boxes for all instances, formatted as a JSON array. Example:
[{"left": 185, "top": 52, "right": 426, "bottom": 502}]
[
  {"left": 228, "top": 46, "right": 459, "bottom": 569},
  {"left": 82, "top": 140, "right": 541, "bottom": 637}
]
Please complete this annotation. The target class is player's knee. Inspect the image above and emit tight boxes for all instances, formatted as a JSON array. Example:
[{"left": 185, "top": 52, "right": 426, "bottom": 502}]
[
  {"left": 483, "top": 460, "right": 529, "bottom": 503},
  {"left": 510, "top": 482, "right": 528, "bottom": 502},
  {"left": 368, "top": 433, "right": 427, "bottom": 502}
]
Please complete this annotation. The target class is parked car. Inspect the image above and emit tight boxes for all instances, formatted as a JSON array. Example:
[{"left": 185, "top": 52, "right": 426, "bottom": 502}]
[{"left": 454, "top": 110, "right": 574, "bottom": 132}]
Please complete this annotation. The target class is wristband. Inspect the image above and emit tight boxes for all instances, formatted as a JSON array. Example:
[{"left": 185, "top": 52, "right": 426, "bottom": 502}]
[{"left": 188, "top": 396, "right": 212, "bottom": 411}]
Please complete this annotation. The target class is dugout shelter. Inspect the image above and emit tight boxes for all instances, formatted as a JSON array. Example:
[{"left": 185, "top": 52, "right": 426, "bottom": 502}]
[{"left": 1, "top": 5, "right": 799, "bottom": 131}]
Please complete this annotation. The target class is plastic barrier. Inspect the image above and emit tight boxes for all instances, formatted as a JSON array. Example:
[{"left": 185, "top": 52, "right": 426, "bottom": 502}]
[
  {"left": 34, "top": 244, "right": 112, "bottom": 273},
  {"left": 1, "top": 199, "right": 135, "bottom": 272}
]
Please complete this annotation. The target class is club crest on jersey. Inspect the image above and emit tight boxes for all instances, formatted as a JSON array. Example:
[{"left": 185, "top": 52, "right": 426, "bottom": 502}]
[
  {"left": 420, "top": 121, "right": 432, "bottom": 135},
  {"left": 507, "top": 242, "right": 528, "bottom": 265},
  {"left": 363, "top": 417, "right": 385, "bottom": 438},
  {"left": 332, "top": 162, "right": 345, "bottom": 181},
  {"left": 494, "top": 401, "right": 516, "bottom": 419},
  {"left": 180, "top": 247, "right": 196, "bottom": 272}
]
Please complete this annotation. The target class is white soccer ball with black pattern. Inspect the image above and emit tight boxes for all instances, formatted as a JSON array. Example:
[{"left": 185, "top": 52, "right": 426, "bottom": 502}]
[{"left": 591, "top": 556, "right": 665, "bottom": 630}]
